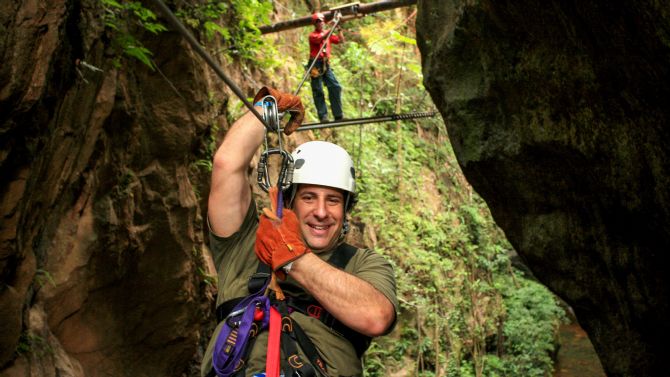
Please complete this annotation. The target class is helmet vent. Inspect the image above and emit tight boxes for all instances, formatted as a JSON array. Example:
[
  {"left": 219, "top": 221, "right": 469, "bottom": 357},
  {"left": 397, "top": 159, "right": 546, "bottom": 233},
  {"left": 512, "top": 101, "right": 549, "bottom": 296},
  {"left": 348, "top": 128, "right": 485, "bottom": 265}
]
[
  {"left": 294, "top": 159, "right": 306, "bottom": 169},
  {"left": 350, "top": 167, "right": 355, "bottom": 178}
]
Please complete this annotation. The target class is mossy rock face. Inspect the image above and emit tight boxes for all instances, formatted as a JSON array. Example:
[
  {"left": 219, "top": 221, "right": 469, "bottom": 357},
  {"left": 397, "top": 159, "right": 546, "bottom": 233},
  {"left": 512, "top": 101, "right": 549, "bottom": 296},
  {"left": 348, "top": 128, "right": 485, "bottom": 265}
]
[
  {"left": 417, "top": 1, "right": 670, "bottom": 376},
  {"left": 0, "top": 1, "right": 217, "bottom": 375}
]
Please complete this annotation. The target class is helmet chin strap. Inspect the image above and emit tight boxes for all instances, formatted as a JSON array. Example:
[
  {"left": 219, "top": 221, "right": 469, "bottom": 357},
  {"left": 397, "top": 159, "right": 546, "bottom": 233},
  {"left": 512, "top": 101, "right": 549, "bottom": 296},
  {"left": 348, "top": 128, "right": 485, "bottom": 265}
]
[{"left": 342, "top": 217, "right": 350, "bottom": 236}]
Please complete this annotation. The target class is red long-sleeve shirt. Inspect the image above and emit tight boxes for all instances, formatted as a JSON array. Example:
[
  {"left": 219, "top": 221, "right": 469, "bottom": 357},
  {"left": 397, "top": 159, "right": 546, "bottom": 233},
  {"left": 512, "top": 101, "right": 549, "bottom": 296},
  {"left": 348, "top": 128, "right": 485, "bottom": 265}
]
[{"left": 309, "top": 30, "right": 343, "bottom": 59}]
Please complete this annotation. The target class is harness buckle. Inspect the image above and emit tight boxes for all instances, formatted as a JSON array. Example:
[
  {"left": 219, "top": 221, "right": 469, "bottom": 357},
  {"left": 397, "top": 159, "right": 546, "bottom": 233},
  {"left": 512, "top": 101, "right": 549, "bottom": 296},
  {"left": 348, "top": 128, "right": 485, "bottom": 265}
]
[{"left": 306, "top": 305, "right": 323, "bottom": 319}]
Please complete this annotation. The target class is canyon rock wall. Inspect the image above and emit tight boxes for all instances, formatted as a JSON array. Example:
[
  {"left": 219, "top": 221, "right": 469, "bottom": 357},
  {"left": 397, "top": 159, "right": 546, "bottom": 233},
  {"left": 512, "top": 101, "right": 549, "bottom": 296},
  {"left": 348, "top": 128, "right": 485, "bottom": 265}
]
[
  {"left": 0, "top": 0, "right": 223, "bottom": 375},
  {"left": 417, "top": 1, "right": 669, "bottom": 376}
]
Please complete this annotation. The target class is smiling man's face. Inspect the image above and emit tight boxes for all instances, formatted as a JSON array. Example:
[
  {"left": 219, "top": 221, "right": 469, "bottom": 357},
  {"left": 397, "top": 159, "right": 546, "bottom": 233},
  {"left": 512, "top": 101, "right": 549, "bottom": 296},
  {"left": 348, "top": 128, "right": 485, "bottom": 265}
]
[{"left": 293, "top": 184, "right": 345, "bottom": 252}]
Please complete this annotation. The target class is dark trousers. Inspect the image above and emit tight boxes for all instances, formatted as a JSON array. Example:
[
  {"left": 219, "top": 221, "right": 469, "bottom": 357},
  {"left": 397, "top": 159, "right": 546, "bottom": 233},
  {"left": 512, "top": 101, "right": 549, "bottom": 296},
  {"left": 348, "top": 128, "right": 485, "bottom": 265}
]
[{"left": 309, "top": 60, "right": 343, "bottom": 121}]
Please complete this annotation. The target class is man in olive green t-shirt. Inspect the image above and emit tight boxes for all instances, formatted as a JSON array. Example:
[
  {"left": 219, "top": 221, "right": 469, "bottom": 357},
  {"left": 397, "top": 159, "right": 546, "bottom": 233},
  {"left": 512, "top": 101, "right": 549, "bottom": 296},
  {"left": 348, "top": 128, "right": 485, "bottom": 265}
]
[{"left": 202, "top": 87, "right": 398, "bottom": 377}]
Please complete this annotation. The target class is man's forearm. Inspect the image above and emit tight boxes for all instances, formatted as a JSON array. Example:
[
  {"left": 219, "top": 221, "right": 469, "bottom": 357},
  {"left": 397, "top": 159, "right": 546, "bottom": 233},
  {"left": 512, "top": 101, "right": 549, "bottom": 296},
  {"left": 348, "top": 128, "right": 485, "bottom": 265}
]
[
  {"left": 288, "top": 253, "right": 395, "bottom": 337},
  {"left": 214, "top": 110, "right": 265, "bottom": 173}
]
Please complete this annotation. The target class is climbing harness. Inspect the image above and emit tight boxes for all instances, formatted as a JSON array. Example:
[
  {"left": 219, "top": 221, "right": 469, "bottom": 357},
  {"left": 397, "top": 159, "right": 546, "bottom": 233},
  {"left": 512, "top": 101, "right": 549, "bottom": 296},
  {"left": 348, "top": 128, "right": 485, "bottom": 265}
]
[
  {"left": 209, "top": 243, "right": 370, "bottom": 377},
  {"left": 211, "top": 282, "right": 271, "bottom": 376},
  {"left": 308, "top": 57, "right": 329, "bottom": 79}
]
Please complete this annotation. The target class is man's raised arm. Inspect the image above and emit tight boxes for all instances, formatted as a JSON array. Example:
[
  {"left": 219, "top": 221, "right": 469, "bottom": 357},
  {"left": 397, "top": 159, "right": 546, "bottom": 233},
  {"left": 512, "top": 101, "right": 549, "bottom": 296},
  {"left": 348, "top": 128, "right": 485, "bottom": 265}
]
[
  {"left": 208, "top": 110, "right": 265, "bottom": 237},
  {"left": 208, "top": 88, "right": 305, "bottom": 237}
]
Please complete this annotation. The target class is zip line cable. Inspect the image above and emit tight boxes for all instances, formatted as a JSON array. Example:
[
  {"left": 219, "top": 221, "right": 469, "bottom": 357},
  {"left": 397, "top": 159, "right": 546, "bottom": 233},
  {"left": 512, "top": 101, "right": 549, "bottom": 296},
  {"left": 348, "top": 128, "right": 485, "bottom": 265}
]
[
  {"left": 149, "top": 0, "right": 270, "bottom": 130},
  {"left": 282, "top": 111, "right": 436, "bottom": 132},
  {"left": 150, "top": 0, "right": 436, "bottom": 136}
]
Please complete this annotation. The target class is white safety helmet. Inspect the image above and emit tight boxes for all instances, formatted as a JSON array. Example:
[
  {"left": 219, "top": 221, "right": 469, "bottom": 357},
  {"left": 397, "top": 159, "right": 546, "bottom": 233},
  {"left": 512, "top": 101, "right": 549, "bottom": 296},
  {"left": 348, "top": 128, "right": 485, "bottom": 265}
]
[{"left": 288, "top": 141, "right": 357, "bottom": 212}]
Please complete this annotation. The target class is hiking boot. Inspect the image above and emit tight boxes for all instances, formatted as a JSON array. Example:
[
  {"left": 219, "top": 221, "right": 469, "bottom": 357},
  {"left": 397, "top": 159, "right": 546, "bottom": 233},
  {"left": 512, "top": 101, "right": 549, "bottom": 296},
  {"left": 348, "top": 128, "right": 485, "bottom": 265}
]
[{"left": 334, "top": 115, "right": 343, "bottom": 121}]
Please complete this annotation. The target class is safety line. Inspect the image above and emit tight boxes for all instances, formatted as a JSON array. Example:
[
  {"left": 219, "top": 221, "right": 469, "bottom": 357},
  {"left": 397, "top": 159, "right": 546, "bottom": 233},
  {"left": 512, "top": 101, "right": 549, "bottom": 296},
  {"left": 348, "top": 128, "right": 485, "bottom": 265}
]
[
  {"left": 149, "top": 0, "right": 270, "bottom": 129},
  {"left": 281, "top": 111, "right": 437, "bottom": 132}
]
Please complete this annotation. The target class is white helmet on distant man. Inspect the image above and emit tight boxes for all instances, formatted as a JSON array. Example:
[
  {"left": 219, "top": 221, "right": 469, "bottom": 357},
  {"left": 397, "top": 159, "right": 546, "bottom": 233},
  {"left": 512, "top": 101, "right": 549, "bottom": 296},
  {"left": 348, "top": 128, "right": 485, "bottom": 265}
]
[{"left": 289, "top": 141, "right": 357, "bottom": 212}]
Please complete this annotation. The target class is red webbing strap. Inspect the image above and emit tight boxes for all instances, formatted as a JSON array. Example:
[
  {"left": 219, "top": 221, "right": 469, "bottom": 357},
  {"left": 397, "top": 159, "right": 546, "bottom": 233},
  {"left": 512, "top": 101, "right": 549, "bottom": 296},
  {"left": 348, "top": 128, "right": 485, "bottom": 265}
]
[{"left": 266, "top": 305, "right": 282, "bottom": 377}]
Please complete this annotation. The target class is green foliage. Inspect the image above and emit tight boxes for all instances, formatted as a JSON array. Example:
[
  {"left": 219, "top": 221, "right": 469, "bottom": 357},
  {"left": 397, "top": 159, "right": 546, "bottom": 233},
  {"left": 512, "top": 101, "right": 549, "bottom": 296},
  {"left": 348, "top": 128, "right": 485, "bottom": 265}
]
[
  {"left": 101, "top": 0, "right": 166, "bottom": 69},
  {"left": 100, "top": 0, "right": 278, "bottom": 70},
  {"left": 176, "top": 0, "right": 277, "bottom": 66},
  {"left": 193, "top": 122, "right": 218, "bottom": 174},
  {"left": 485, "top": 277, "right": 568, "bottom": 376},
  {"left": 267, "top": 8, "right": 568, "bottom": 376}
]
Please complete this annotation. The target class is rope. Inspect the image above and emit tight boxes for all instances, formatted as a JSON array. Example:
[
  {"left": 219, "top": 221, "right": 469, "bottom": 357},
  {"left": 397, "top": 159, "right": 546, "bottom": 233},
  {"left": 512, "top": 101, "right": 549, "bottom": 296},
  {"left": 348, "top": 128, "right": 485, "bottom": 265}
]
[{"left": 149, "top": 0, "right": 270, "bottom": 129}]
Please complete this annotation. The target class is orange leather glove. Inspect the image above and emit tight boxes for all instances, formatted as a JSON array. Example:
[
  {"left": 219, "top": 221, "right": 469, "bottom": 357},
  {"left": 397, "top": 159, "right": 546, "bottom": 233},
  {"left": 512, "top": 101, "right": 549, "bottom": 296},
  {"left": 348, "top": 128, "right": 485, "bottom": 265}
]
[
  {"left": 255, "top": 187, "right": 310, "bottom": 279},
  {"left": 253, "top": 87, "right": 304, "bottom": 134}
]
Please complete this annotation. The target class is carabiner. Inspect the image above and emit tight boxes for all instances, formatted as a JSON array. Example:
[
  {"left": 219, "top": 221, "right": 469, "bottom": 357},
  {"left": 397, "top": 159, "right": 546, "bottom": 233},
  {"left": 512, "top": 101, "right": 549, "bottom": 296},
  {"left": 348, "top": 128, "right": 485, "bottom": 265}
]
[
  {"left": 257, "top": 148, "right": 294, "bottom": 193},
  {"left": 256, "top": 96, "right": 294, "bottom": 193}
]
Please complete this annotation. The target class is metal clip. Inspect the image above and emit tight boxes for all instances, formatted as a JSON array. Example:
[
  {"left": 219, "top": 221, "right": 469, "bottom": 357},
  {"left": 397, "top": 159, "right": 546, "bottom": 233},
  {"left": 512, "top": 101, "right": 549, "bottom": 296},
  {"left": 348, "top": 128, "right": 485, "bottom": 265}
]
[
  {"left": 259, "top": 95, "right": 280, "bottom": 132},
  {"left": 257, "top": 148, "right": 294, "bottom": 193},
  {"left": 256, "top": 95, "right": 294, "bottom": 193}
]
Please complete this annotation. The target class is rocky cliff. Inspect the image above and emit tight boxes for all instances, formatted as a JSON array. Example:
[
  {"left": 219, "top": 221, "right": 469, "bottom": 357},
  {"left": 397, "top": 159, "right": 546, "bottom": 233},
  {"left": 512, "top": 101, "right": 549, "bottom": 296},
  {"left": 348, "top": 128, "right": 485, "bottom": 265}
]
[
  {"left": 0, "top": 0, "right": 223, "bottom": 375},
  {"left": 417, "top": 1, "right": 669, "bottom": 376},
  {"left": 4, "top": 0, "right": 669, "bottom": 376}
]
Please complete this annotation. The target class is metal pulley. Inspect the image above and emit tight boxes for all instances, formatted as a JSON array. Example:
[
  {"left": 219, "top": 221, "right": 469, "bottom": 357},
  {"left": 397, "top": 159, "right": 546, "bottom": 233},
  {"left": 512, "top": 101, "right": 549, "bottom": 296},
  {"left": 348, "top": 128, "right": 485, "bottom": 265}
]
[
  {"left": 257, "top": 95, "right": 281, "bottom": 131},
  {"left": 256, "top": 96, "right": 294, "bottom": 193}
]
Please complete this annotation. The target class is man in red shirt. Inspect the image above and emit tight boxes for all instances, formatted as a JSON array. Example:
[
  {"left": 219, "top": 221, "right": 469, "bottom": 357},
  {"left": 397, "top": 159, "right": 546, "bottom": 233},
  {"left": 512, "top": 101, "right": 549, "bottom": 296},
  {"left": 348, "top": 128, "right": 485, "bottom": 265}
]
[{"left": 308, "top": 12, "right": 345, "bottom": 122}]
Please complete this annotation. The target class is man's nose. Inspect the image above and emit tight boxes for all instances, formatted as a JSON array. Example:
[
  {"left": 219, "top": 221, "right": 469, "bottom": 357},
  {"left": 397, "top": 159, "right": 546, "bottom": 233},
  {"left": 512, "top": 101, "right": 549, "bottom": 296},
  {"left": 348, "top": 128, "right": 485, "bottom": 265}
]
[{"left": 313, "top": 198, "right": 328, "bottom": 218}]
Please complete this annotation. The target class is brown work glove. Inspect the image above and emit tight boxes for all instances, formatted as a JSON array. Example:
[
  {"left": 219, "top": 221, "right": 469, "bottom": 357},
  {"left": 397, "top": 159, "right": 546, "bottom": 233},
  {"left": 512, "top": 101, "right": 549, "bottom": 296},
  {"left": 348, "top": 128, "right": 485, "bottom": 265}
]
[
  {"left": 255, "top": 187, "right": 310, "bottom": 280},
  {"left": 253, "top": 87, "right": 304, "bottom": 134}
]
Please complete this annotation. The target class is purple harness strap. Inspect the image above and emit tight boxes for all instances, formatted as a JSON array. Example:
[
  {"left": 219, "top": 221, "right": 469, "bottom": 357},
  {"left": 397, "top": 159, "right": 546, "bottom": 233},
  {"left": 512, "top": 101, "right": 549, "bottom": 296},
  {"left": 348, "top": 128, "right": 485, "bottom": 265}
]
[
  {"left": 213, "top": 188, "right": 283, "bottom": 376},
  {"left": 212, "top": 287, "right": 271, "bottom": 376}
]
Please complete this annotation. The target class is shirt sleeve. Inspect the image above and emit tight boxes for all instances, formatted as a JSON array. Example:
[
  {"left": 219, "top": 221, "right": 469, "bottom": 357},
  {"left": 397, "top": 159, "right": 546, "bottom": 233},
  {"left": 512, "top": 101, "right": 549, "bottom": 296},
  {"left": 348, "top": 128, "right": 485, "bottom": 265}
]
[
  {"left": 208, "top": 199, "right": 258, "bottom": 270},
  {"left": 347, "top": 249, "right": 399, "bottom": 334}
]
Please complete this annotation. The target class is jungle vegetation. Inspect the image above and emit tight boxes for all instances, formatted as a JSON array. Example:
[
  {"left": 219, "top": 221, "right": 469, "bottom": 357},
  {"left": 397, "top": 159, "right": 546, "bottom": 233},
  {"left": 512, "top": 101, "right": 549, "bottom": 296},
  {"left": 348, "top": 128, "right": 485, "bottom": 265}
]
[{"left": 105, "top": 0, "right": 567, "bottom": 376}]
